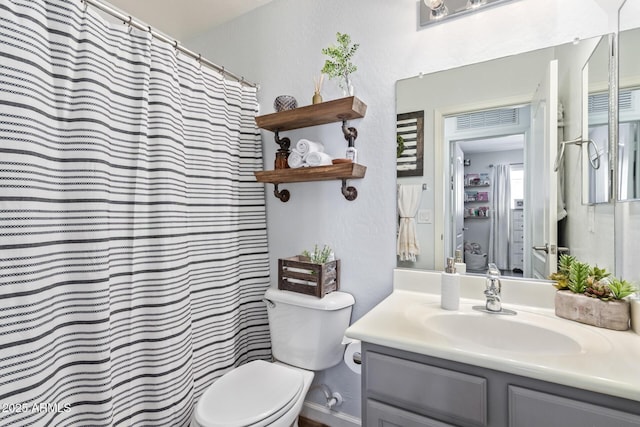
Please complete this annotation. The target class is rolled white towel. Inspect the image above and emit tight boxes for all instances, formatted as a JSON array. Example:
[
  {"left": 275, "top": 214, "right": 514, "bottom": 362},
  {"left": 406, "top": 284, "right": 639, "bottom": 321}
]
[
  {"left": 296, "top": 139, "right": 324, "bottom": 155},
  {"left": 305, "top": 151, "right": 332, "bottom": 166},
  {"left": 287, "top": 150, "right": 305, "bottom": 168}
]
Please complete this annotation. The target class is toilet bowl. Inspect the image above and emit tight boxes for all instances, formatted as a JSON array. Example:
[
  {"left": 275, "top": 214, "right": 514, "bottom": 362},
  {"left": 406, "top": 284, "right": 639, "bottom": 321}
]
[
  {"left": 194, "top": 360, "right": 314, "bottom": 427},
  {"left": 194, "top": 288, "right": 354, "bottom": 427}
]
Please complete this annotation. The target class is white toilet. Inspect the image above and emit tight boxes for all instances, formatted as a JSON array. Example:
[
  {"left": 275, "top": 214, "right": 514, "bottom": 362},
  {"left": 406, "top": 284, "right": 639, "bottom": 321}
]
[{"left": 194, "top": 288, "right": 355, "bottom": 427}]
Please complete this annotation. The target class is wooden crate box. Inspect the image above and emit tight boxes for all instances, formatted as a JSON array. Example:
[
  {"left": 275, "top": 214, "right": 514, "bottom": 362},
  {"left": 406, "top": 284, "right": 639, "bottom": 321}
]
[{"left": 278, "top": 256, "right": 340, "bottom": 298}]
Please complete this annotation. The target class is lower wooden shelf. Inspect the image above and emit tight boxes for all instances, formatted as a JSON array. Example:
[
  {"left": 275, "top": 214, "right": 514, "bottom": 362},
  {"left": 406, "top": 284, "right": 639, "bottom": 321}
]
[{"left": 254, "top": 163, "right": 366, "bottom": 202}]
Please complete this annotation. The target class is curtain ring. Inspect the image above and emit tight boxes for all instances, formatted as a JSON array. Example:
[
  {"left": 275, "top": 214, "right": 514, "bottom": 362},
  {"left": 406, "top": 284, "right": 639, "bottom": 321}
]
[
  {"left": 82, "top": 0, "right": 88, "bottom": 12},
  {"left": 123, "top": 16, "right": 133, "bottom": 33},
  {"left": 173, "top": 40, "right": 179, "bottom": 56}
]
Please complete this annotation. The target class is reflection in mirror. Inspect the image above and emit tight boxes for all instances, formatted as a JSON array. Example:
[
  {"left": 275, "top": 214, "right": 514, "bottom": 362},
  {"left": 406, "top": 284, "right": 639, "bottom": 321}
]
[
  {"left": 584, "top": 36, "right": 611, "bottom": 204},
  {"left": 445, "top": 106, "right": 528, "bottom": 276},
  {"left": 396, "top": 36, "right": 616, "bottom": 280},
  {"left": 616, "top": 0, "right": 640, "bottom": 286},
  {"left": 618, "top": 3, "right": 640, "bottom": 201}
]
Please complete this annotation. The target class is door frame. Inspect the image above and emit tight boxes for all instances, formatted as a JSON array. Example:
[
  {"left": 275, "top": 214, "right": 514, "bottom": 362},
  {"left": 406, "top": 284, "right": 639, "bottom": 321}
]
[{"left": 434, "top": 95, "right": 532, "bottom": 270}]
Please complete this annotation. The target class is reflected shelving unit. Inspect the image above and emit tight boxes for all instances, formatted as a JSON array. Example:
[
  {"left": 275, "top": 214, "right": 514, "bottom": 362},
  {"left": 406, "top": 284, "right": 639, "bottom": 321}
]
[{"left": 464, "top": 183, "right": 490, "bottom": 219}]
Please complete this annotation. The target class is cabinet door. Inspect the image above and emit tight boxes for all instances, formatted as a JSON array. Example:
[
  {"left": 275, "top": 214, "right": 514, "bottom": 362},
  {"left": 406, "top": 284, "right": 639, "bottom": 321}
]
[
  {"left": 366, "top": 400, "right": 455, "bottom": 427},
  {"left": 366, "top": 351, "right": 487, "bottom": 426},
  {"left": 509, "top": 386, "right": 640, "bottom": 427}
]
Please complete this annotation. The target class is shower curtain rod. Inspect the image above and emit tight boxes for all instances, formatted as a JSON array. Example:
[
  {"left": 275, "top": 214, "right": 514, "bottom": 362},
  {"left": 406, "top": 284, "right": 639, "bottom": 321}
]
[{"left": 81, "top": 0, "right": 259, "bottom": 89}]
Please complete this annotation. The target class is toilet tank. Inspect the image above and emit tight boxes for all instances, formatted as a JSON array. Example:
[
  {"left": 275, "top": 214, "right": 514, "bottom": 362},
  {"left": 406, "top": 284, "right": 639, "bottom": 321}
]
[{"left": 264, "top": 288, "right": 355, "bottom": 371}]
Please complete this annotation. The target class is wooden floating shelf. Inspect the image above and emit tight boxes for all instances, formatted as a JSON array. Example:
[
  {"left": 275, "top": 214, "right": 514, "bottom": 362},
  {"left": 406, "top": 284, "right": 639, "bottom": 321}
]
[
  {"left": 254, "top": 163, "right": 366, "bottom": 184},
  {"left": 255, "top": 96, "right": 367, "bottom": 132}
]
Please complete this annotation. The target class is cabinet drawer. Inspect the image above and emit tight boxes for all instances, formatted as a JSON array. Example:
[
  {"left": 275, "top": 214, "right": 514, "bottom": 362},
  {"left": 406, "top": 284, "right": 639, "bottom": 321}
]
[
  {"left": 511, "top": 220, "right": 524, "bottom": 231},
  {"left": 512, "top": 210, "right": 524, "bottom": 221},
  {"left": 509, "top": 386, "right": 640, "bottom": 427},
  {"left": 366, "top": 352, "right": 487, "bottom": 426},
  {"left": 366, "top": 400, "right": 455, "bottom": 427}
]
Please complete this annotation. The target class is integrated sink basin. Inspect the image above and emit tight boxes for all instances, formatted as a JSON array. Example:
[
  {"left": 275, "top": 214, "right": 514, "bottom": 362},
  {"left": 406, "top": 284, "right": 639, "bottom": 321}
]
[
  {"left": 425, "top": 313, "right": 583, "bottom": 354},
  {"left": 403, "top": 305, "right": 613, "bottom": 356}
]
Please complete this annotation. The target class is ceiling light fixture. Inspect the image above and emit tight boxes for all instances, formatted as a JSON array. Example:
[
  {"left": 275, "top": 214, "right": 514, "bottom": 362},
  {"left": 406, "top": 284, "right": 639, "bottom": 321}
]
[
  {"left": 419, "top": 0, "right": 519, "bottom": 28},
  {"left": 467, "top": 0, "right": 487, "bottom": 9},
  {"left": 424, "top": 0, "right": 448, "bottom": 20}
]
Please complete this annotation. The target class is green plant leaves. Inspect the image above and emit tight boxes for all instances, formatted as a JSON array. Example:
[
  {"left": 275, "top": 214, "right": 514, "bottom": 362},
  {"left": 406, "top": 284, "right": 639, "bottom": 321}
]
[
  {"left": 321, "top": 32, "right": 359, "bottom": 87},
  {"left": 301, "top": 244, "right": 333, "bottom": 264},
  {"left": 550, "top": 254, "right": 637, "bottom": 300},
  {"left": 568, "top": 261, "right": 590, "bottom": 294},
  {"left": 608, "top": 278, "right": 637, "bottom": 300}
]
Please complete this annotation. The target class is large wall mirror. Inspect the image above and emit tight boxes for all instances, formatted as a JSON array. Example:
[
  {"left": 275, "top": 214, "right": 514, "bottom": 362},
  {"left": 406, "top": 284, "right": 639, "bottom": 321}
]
[{"left": 396, "top": 35, "right": 616, "bottom": 280}]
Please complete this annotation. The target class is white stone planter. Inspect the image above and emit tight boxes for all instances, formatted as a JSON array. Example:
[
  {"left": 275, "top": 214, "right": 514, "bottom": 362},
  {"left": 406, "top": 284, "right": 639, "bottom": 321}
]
[{"left": 555, "top": 290, "right": 630, "bottom": 331}]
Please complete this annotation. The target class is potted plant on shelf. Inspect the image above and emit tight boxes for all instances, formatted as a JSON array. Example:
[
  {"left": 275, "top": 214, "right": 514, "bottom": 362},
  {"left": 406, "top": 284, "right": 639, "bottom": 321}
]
[
  {"left": 321, "top": 32, "right": 359, "bottom": 96},
  {"left": 550, "top": 254, "right": 637, "bottom": 330}
]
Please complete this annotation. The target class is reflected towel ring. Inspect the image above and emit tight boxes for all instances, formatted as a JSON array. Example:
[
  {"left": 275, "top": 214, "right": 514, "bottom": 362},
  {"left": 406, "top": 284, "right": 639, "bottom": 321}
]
[
  {"left": 585, "top": 139, "right": 601, "bottom": 170},
  {"left": 554, "top": 137, "right": 601, "bottom": 172}
]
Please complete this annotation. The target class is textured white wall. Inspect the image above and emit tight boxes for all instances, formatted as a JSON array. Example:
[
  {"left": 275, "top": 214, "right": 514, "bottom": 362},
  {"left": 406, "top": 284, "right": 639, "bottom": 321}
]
[{"left": 186, "top": 0, "right": 622, "bottom": 418}]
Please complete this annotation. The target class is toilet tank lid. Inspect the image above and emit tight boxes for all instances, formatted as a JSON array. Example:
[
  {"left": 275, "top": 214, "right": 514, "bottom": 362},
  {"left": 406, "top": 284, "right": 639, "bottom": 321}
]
[{"left": 265, "top": 288, "right": 355, "bottom": 310}]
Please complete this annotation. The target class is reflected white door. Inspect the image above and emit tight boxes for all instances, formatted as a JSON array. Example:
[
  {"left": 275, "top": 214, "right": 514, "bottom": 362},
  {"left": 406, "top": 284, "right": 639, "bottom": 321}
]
[
  {"left": 453, "top": 144, "right": 465, "bottom": 253},
  {"left": 527, "top": 59, "right": 558, "bottom": 279}
]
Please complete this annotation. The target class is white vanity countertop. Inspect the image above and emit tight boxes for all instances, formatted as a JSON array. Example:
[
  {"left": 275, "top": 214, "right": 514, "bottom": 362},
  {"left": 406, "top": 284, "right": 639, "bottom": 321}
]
[{"left": 345, "top": 269, "right": 640, "bottom": 403}]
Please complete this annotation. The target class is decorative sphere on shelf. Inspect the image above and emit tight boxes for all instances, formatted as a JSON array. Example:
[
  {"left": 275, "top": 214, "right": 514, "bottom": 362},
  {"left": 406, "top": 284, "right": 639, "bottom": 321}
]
[{"left": 274, "top": 95, "right": 298, "bottom": 112}]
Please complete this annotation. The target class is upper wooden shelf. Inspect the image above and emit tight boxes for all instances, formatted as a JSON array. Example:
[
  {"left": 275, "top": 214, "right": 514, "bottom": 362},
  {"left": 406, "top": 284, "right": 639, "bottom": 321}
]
[{"left": 255, "top": 96, "right": 367, "bottom": 132}]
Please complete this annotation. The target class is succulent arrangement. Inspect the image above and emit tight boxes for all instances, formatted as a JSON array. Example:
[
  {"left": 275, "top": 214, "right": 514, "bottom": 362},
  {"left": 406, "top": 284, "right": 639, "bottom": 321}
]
[
  {"left": 302, "top": 244, "right": 334, "bottom": 264},
  {"left": 550, "top": 254, "right": 637, "bottom": 301}
]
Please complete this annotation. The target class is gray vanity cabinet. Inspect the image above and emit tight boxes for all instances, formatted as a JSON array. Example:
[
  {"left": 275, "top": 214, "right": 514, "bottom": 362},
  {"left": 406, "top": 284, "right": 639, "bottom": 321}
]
[{"left": 362, "top": 343, "right": 640, "bottom": 427}]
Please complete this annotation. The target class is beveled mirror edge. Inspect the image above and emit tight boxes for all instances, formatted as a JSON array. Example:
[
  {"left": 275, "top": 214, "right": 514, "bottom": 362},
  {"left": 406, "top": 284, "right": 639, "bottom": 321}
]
[{"left": 581, "top": 34, "right": 614, "bottom": 206}]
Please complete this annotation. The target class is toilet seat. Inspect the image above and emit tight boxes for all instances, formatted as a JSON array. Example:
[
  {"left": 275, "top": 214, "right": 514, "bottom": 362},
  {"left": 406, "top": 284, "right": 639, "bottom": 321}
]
[{"left": 195, "top": 360, "right": 305, "bottom": 427}]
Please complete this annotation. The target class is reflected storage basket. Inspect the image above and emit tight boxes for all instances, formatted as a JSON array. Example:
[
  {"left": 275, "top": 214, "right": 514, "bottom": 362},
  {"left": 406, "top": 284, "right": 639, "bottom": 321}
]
[
  {"left": 465, "top": 252, "right": 487, "bottom": 270},
  {"left": 278, "top": 256, "right": 340, "bottom": 298}
]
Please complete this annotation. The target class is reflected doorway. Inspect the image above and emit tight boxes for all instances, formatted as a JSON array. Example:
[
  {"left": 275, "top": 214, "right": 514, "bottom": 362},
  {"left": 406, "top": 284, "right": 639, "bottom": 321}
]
[{"left": 445, "top": 106, "right": 528, "bottom": 277}]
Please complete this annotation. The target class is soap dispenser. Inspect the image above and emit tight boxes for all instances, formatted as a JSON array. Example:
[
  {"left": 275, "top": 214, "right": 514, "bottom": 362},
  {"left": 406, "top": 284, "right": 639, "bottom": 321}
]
[
  {"left": 454, "top": 249, "right": 466, "bottom": 274},
  {"left": 441, "top": 257, "right": 460, "bottom": 310}
]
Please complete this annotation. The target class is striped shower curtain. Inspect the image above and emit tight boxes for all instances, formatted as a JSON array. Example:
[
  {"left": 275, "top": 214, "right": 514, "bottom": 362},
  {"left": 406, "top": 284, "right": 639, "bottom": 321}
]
[{"left": 0, "top": 1, "right": 271, "bottom": 425}]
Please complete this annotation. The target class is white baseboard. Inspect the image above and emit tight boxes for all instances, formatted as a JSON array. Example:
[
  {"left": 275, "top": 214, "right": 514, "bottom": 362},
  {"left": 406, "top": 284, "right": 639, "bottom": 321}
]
[{"left": 300, "top": 401, "right": 361, "bottom": 427}]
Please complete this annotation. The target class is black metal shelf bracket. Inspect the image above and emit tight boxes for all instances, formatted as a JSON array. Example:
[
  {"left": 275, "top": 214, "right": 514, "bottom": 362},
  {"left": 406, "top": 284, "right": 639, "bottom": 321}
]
[
  {"left": 341, "top": 179, "right": 358, "bottom": 201},
  {"left": 273, "top": 184, "right": 290, "bottom": 202},
  {"left": 274, "top": 130, "right": 291, "bottom": 151},
  {"left": 341, "top": 120, "right": 358, "bottom": 148}
]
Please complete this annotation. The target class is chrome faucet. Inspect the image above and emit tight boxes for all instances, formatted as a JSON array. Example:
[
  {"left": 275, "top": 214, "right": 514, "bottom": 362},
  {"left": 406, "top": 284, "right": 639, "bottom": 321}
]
[
  {"left": 472, "top": 263, "right": 517, "bottom": 315},
  {"left": 484, "top": 263, "right": 502, "bottom": 312}
]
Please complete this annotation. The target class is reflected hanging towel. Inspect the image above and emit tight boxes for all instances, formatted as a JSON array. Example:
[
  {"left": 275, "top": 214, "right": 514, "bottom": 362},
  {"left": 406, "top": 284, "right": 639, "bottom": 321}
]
[{"left": 397, "top": 184, "right": 422, "bottom": 262}]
